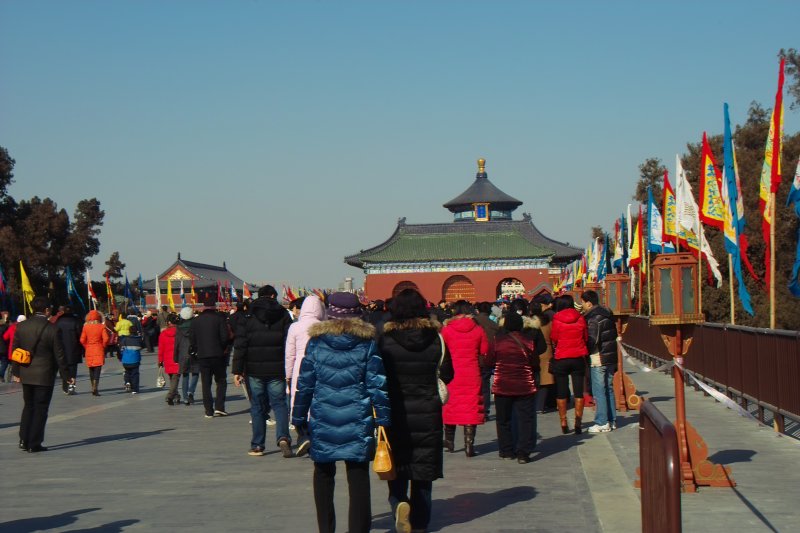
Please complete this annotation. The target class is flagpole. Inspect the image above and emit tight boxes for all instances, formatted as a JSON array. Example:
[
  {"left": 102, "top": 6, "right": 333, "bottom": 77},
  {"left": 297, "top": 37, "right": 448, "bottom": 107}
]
[
  {"left": 728, "top": 254, "right": 735, "bottom": 325},
  {"left": 698, "top": 247, "right": 703, "bottom": 316},
  {"left": 770, "top": 193, "right": 776, "bottom": 329},
  {"left": 646, "top": 251, "right": 652, "bottom": 316}
]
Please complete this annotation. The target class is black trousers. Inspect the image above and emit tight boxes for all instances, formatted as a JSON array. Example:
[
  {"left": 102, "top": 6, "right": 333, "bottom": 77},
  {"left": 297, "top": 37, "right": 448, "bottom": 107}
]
[
  {"left": 313, "top": 461, "right": 371, "bottom": 533},
  {"left": 20, "top": 384, "right": 55, "bottom": 449},
  {"left": 61, "top": 364, "right": 78, "bottom": 392},
  {"left": 199, "top": 358, "right": 227, "bottom": 415},
  {"left": 552, "top": 357, "right": 587, "bottom": 399},
  {"left": 88, "top": 366, "right": 102, "bottom": 381},
  {"left": 495, "top": 393, "right": 537, "bottom": 457}
]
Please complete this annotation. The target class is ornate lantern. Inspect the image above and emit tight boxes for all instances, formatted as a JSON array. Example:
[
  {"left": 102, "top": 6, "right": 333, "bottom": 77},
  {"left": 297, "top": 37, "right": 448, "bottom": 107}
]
[
  {"left": 604, "top": 273, "right": 634, "bottom": 315},
  {"left": 650, "top": 253, "right": 703, "bottom": 325}
]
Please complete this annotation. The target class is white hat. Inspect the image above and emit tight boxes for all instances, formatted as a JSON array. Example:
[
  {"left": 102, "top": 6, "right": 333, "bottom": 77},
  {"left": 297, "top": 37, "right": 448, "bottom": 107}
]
[
  {"left": 179, "top": 307, "right": 194, "bottom": 321},
  {"left": 16, "top": 315, "right": 26, "bottom": 323}
]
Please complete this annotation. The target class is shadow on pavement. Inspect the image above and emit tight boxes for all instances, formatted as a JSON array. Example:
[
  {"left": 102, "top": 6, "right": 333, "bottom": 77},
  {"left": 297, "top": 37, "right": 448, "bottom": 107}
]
[
  {"left": 707, "top": 448, "right": 757, "bottom": 464},
  {"left": 48, "top": 429, "right": 176, "bottom": 451},
  {"left": 0, "top": 507, "right": 101, "bottom": 533},
  {"left": 371, "top": 486, "right": 538, "bottom": 532},
  {"left": 531, "top": 433, "right": 587, "bottom": 462},
  {"left": 63, "top": 519, "right": 139, "bottom": 532}
]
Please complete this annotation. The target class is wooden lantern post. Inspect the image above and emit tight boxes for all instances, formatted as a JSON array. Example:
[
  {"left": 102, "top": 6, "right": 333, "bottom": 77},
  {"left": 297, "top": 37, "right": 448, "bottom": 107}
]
[
  {"left": 603, "top": 273, "right": 641, "bottom": 412},
  {"left": 650, "top": 253, "right": 735, "bottom": 492}
]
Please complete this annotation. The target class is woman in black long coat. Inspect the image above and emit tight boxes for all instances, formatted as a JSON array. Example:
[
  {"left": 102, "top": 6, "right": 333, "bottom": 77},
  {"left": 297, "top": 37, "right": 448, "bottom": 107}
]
[{"left": 378, "top": 289, "right": 454, "bottom": 533}]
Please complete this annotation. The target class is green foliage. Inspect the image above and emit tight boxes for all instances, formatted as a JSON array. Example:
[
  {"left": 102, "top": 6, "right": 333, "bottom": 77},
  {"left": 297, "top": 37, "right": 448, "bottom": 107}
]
[
  {"left": 633, "top": 158, "right": 666, "bottom": 204},
  {"left": 104, "top": 251, "right": 125, "bottom": 281},
  {"left": 0, "top": 146, "right": 105, "bottom": 307},
  {"left": 779, "top": 48, "right": 800, "bottom": 110}
]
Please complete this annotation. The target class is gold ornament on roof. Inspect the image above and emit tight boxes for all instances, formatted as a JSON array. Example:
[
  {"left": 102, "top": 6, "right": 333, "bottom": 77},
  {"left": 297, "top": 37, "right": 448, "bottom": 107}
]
[{"left": 478, "top": 158, "right": 486, "bottom": 173}]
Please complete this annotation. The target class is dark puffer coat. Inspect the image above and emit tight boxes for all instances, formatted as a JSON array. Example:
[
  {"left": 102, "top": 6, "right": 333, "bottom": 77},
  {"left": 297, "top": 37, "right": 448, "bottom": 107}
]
[
  {"left": 232, "top": 297, "right": 292, "bottom": 379},
  {"left": 189, "top": 309, "right": 230, "bottom": 360},
  {"left": 56, "top": 313, "right": 84, "bottom": 365},
  {"left": 174, "top": 320, "right": 199, "bottom": 374},
  {"left": 584, "top": 305, "right": 618, "bottom": 366},
  {"left": 379, "top": 318, "right": 454, "bottom": 481},
  {"left": 292, "top": 318, "right": 390, "bottom": 463}
]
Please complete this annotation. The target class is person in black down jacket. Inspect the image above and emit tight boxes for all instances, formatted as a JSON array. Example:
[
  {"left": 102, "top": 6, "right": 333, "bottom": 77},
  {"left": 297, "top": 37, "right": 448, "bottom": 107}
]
[
  {"left": 580, "top": 290, "right": 618, "bottom": 433},
  {"left": 233, "top": 296, "right": 294, "bottom": 457},
  {"left": 189, "top": 307, "right": 232, "bottom": 418},
  {"left": 378, "top": 289, "right": 454, "bottom": 533},
  {"left": 55, "top": 306, "right": 83, "bottom": 395},
  {"left": 14, "top": 296, "right": 72, "bottom": 452}
]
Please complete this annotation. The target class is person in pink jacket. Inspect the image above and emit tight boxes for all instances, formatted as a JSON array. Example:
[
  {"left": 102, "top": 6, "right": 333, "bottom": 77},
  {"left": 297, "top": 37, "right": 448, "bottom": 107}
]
[
  {"left": 158, "top": 314, "right": 181, "bottom": 405},
  {"left": 285, "top": 295, "right": 325, "bottom": 455},
  {"left": 441, "top": 300, "right": 489, "bottom": 457},
  {"left": 549, "top": 294, "right": 589, "bottom": 434}
]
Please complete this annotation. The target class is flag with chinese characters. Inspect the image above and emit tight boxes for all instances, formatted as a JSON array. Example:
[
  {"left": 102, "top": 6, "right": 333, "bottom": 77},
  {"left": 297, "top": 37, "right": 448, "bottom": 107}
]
[
  {"left": 662, "top": 171, "right": 678, "bottom": 247},
  {"left": 758, "top": 58, "right": 785, "bottom": 287},
  {"left": 699, "top": 132, "right": 725, "bottom": 230},
  {"left": 648, "top": 186, "right": 675, "bottom": 253},
  {"left": 788, "top": 156, "right": 800, "bottom": 296}
]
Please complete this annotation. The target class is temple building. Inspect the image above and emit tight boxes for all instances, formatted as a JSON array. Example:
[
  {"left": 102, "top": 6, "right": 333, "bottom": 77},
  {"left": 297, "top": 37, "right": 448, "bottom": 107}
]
[
  {"left": 143, "top": 253, "right": 248, "bottom": 308},
  {"left": 345, "top": 159, "right": 582, "bottom": 303}
]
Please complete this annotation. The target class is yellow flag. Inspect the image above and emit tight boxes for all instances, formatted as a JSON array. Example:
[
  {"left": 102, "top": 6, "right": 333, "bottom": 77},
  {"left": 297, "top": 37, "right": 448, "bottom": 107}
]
[
  {"left": 167, "top": 278, "right": 176, "bottom": 311},
  {"left": 19, "top": 261, "right": 35, "bottom": 314}
]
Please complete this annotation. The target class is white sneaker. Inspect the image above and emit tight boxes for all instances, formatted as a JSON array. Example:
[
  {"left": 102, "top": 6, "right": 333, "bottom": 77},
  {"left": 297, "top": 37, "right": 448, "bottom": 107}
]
[
  {"left": 587, "top": 423, "right": 611, "bottom": 434},
  {"left": 610, "top": 421, "right": 617, "bottom": 430},
  {"left": 266, "top": 419, "right": 276, "bottom": 426}
]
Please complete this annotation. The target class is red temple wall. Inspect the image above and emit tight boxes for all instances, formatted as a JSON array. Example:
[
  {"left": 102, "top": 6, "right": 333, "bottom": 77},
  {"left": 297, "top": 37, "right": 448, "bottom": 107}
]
[{"left": 364, "top": 269, "right": 553, "bottom": 303}]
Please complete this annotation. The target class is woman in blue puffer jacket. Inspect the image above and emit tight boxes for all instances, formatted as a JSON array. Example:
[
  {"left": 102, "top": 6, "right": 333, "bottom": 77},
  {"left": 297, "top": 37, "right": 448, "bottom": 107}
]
[{"left": 292, "top": 292, "right": 390, "bottom": 533}]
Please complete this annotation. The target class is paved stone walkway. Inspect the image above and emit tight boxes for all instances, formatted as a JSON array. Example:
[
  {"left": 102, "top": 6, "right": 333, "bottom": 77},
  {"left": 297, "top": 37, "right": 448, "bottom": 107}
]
[{"left": 0, "top": 351, "right": 797, "bottom": 532}]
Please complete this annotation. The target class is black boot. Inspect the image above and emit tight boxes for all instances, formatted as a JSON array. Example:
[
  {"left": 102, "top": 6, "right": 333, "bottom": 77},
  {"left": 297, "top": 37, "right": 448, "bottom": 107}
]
[
  {"left": 91, "top": 379, "right": 100, "bottom": 397},
  {"left": 464, "top": 425, "right": 477, "bottom": 457},
  {"left": 444, "top": 424, "right": 456, "bottom": 453}
]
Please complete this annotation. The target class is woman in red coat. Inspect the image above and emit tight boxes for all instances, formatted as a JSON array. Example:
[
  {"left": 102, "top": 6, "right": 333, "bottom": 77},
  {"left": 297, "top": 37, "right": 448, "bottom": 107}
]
[
  {"left": 549, "top": 294, "right": 589, "bottom": 434},
  {"left": 80, "top": 310, "right": 110, "bottom": 396},
  {"left": 441, "top": 301, "right": 489, "bottom": 457},
  {"left": 158, "top": 314, "right": 181, "bottom": 405}
]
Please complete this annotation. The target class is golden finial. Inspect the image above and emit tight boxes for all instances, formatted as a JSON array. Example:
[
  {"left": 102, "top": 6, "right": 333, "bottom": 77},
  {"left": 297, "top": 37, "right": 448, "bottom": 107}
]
[{"left": 478, "top": 158, "right": 486, "bottom": 173}]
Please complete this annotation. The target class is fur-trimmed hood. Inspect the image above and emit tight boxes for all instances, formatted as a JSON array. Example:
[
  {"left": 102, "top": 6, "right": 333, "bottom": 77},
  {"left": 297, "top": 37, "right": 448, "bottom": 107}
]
[
  {"left": 382, "top": 317, "right": 441, "bottom": 333},
  {"left": 497, "top": 315, "right": 540, "bottom": 330},
  {"left": 309, "top": 318, "right": 376, "bottom": 340}
]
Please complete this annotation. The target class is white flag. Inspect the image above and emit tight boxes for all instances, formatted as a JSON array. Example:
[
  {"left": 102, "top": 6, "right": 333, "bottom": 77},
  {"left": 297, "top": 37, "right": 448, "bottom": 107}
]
[{"left": 155, "top": 275, "right": 162, "bottom": 306}]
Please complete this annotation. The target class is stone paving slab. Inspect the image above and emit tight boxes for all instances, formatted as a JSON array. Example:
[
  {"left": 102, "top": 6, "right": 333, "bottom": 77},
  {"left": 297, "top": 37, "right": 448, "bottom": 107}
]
[{"left": 0, "top": 351, "right": 797, "bottom": 532}]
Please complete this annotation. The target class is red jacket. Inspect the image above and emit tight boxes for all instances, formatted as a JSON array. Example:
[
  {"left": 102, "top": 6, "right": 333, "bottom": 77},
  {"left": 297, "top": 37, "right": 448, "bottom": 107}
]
[
  {"left": 441, "top": 316, "right": 489, "bottom": 425},
  {"left": 158, "top": 326, "right": 179, "bottom": 374},
  {"left": 550, "top": 308, "right": 588, "bottom": 360},
  {"left": 487, "top": 331, "right": 537, "bottom": 396}
]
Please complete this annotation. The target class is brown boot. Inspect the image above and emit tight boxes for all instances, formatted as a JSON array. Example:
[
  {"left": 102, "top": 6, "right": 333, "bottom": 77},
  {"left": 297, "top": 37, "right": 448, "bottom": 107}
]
[
  {"left": 464, "top": 425, "right": 477, "bottom": 457},
  {"left": 574, "top": 397, "right": 585, "bottom": 435},
  {"left": 557, "top": 399, "right": 569, "bottom": 434},
  {"left": 91, "top": 379, "right": 100, "bottom": 397},
  {"left": 444, "top": 424, "right": 455, "bottom": 453}
]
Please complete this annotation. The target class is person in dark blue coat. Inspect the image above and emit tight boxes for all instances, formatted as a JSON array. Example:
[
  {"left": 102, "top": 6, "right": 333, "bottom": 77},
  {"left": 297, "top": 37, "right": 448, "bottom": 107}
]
[{"left": 292, "top": 292, "right": 390, "bottom": 533}]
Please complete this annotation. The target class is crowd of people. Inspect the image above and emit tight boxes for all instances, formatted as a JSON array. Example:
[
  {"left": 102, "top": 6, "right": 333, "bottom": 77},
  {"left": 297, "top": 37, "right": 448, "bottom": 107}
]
[{"left": 2, "top": 285, "right": 620, "bottom": 533}]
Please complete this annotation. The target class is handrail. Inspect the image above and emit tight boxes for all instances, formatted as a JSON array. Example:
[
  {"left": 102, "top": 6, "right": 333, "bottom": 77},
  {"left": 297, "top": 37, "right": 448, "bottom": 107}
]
[{"left": 639, "top": 399, "right": 682, "bottom": 533}]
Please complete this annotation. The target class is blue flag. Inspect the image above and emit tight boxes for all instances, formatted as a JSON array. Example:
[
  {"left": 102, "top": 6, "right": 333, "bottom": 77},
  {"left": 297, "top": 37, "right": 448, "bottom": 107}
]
[
  {"left": 723, "top": 104, "right": 754, "bottom": 315},
  {"left": 648, "top": 186, "right": 675, "bottom": 254},
  {"left": 137, "top": 274, "right": 146, "bottom": 309},
  {"left": 787, "top": 157, "right": 800, "bottom": 296},
  {"left": 65, "top": 267, "right": 86, "bottom": 311},
  {"left": 124, "top": 274, "right": 133, "bottom": 309}
]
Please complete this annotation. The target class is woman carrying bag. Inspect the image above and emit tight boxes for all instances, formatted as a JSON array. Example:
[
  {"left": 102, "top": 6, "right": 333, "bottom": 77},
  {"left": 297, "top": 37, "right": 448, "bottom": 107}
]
[{"left": 379, "top": 289, "right": 454, "bottom": 533}]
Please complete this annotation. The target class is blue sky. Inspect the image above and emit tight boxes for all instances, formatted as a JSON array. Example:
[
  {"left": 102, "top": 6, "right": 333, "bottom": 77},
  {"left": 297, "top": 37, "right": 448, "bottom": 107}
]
[{"left": 2, "top": 1, "right": 797, "bottom": 289}]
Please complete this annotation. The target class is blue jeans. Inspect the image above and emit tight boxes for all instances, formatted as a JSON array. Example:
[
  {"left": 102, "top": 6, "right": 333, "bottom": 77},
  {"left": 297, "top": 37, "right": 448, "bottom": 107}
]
[
  {"left": 590, "top": 365, "right": 617, "bottom": 426},
  {"left": 181, "top": 373, "right": 199, "bottom": 399},
  {"left": 248, "top": 376, "right": 290, "bottom": 449}
]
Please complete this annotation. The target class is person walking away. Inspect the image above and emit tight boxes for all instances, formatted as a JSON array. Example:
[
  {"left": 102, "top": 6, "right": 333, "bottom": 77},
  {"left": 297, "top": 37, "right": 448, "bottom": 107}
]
[
  {"left": 174, "top": 306, "right": 199, "bottom": 405},
  {"left": 440, "top": 300, "right": 488, "bottom": 457},
  {"left": 531, "top": 294, "right": 556, "bottom": 413},
  {"left": 0, "top": 311, "right": 10, "bottom": 382},
  {"left": 190, "top": 306, "right": 231, "bottom": 417},
  {"left": 13, "top": 297, "right": 73, "bottom": 452},
  {"left": 142, "top": 309, "right": 159, "bottom": 353},
  {"left": 80, "top": 310, "right": 109, "bottom": 396},
  {"left": 581, "top": 290, "right": 618, "bottom": 433},
  {"left": 157, "top": 305, "right": 170, "bottom": 331},
  {"left": 474, "top": 302, "right": 499, "bottom": 419},
  {"left": 485, "top": 312, "right": 545, "bottom": 463},
  {"left": 55, "top": 306, "right": 83, "bottom": 395},
  {"left": 378, "top": 289, "right": 453, "bottom": 533},
  {"left": 233, "top": 294, "right": 294, "bottom": 457},
  {"left": 285, "top": 295, "right": 325, "bottom": 455},
  {"left": 5, "top": 315, "right": 26, "bottom": 382},
  {"left": 292, "top": 292, "right": 390, "bottom": 533},
  {"left": 120, "top": 329, "right": 144, "bottom": 394},
  {"left": 550, "top": 295, "right": 589, "bottom": 434},
  {"left": 158, "top": 313, "right": 181, "bottom": 405}
]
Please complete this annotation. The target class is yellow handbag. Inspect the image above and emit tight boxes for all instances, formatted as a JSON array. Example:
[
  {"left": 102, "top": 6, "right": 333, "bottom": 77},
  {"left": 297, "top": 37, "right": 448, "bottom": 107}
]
[
  {"left": 373, "top": 425, "right": 396, "bottom": 480},
  {"left": 11, "top": 347, "right": 31, "bottom": 365}
]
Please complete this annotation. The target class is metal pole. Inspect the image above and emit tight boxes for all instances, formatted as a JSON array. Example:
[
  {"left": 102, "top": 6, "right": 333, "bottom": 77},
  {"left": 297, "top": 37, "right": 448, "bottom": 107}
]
[
  {"left": 770, "top": 192, "right": 776, "bottom": 329},
  {"left": 728, "top": 254, "right": 735, "bottom": 325}
]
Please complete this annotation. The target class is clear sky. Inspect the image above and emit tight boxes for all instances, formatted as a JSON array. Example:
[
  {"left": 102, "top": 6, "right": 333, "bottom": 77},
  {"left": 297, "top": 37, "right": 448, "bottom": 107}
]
[{"left": 2, "top": 1, "right": 797, "bottom": 289}]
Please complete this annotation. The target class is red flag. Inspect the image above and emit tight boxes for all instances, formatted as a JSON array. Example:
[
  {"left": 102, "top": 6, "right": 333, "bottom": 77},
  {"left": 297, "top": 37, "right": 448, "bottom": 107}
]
[
  {"left": 243, "top": 282, "right": 251, "bottom": 299},
  {"left": 105, "top": 274, "right": 117, "bottom": 313},
  {"left": 699, "top": 132, "right": 725, "bottom": 230}
]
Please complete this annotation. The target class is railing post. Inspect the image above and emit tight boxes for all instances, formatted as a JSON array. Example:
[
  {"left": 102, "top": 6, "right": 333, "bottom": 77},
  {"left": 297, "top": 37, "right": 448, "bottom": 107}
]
[{"left": 638, "top": 400, "right": 682, "bottom": 533}]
